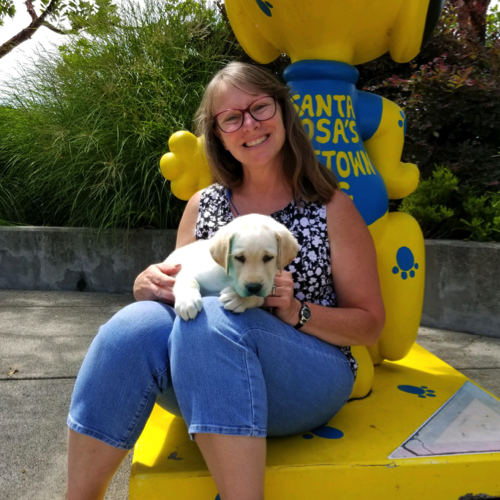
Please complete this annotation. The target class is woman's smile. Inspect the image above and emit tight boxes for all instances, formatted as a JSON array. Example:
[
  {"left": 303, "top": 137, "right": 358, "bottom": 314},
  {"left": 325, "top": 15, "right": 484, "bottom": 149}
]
[{"left": 243, "top": 134, "right": 270, "bottom": 148}]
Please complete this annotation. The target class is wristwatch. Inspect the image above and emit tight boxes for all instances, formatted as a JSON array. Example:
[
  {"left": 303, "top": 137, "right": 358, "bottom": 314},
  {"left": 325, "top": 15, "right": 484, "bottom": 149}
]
[{"left": 294, "top": 301, "right": 312, "bottom": 329}]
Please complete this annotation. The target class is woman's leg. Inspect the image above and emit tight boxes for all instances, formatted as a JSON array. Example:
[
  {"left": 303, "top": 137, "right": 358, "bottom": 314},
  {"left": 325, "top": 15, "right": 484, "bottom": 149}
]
[
  {"left": 67, "top": 430, "right": 129, "bottom": 500},
  {"left": 169, "top": 297, "right": 354, "bottom": 499},
  {"left": 195, "top": 434, "right": 266, "bottom": 500},
  {"left": 67, "top": 301, "right": 178, "bottom": 500}
]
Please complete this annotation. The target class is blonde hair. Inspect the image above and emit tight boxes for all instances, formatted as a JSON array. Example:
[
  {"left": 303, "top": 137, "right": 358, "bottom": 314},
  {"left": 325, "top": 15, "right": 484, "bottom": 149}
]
[{"left": 194, "top": 62, "right": 339, "bottom": 204}]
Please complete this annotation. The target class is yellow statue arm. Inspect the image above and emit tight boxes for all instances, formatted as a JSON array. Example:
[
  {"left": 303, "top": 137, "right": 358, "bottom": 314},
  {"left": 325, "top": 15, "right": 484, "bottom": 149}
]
[
  {"left": 159, "top": 131, "right": 212, "bottom": 201},
  {"left": 363, "top": 98, "right": 420, "bottom": 201}
]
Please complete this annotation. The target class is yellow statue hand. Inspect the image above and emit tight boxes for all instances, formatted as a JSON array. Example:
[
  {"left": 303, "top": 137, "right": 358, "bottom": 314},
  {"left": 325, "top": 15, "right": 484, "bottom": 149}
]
[
  {"left": 159, "top": 131, "right": 212, "bottom": 201},
  {"left": 382, "top": 161, "right": 420, "bottom": 200}
]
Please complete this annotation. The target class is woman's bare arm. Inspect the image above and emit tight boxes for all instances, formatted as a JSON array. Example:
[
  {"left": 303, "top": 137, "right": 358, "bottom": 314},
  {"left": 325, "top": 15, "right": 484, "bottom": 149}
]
[
  {"left": 175, "top": 191, "right": 201, "bottom": 248},
  {"left": 265, "top": 190, "right": 385, "bottom": 346},
  {"left": 133, "top": 191, "right": 201, "bottom": 302}
]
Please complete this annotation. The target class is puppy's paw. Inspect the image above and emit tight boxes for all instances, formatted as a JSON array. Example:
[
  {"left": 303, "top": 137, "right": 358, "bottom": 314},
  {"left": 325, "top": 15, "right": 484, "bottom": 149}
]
[
  {"left": 219, "top": 286, "right": 265, "bottom": 313},
  {"left": 175, "top": 292, "right": 203, "bottom": 321}
]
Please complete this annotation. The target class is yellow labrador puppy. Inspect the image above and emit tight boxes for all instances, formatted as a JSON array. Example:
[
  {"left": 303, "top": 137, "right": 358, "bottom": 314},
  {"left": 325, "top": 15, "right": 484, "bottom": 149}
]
[{"left": 165, "top": 214, "right": 299, "bottom": 321}]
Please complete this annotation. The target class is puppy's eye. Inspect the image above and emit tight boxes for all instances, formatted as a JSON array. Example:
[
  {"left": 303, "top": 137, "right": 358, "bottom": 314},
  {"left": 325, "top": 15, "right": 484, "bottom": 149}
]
[
  {"left": 263, "top": 255, "right": 274, "bottom": 263},
  {"left": 234, "top": 255, "right": 246, "bottom": 263}
]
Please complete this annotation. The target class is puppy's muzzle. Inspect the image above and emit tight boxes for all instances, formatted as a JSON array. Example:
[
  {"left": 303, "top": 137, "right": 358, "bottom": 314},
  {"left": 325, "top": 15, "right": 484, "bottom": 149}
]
[{"left": 245, "top": 283, "right": 263, "bottom": 296}]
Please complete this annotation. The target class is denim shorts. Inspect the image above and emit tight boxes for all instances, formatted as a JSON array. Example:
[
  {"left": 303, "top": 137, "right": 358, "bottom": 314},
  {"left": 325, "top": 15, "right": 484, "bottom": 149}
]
[{"left": 67, "top": 297, "right": 354, "bottom": 449}]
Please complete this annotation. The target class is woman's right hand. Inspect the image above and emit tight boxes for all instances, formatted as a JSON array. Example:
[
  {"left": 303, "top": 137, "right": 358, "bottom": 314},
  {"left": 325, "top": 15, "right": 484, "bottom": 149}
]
[{"left": 133, "top": 263, "right": 181, "bottom": 303}]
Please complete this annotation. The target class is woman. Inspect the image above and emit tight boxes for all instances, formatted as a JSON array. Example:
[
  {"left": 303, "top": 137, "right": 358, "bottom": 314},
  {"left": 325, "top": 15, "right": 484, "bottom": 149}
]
[{"left": 66, "top": 62, "right": 385, "bottom": 500}]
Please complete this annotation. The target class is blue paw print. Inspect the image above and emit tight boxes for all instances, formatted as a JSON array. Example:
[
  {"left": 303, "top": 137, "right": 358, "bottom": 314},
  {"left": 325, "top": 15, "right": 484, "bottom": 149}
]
[
  {"left": 392, "top": 246, "right": 419, "bottom": 280},
  {"left": 398, "top": 385, "right": 436, "bottom": 398},
  {"left": 302, "top": 424, "right": 344, "bottom": 440},
  {"left": 398, "top": 111, "right": 406, "bottom": 134},
  {"left": 255, "top": 0, "right": 273, "bottom": 16}
]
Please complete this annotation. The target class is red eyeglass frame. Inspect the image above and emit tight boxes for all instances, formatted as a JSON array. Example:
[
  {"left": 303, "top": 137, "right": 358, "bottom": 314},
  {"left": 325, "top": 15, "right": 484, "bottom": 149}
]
[{"left": 213, "top": 96, "right": 277, "bottom": 133}]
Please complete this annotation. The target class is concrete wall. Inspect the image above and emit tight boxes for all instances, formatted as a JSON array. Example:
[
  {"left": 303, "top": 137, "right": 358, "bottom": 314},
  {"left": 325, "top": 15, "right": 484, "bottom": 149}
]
[
  {"left": 1, "top": 228, "right": 499, "bottom": 337},
  {"left": 0, "top": 227, "right": 176, "bottom": 294},
  {"left": 422, "top": 239, "right": 500, "bottom": 339}
]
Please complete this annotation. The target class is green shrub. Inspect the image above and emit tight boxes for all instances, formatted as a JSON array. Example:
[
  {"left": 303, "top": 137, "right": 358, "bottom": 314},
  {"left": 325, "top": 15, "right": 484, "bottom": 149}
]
[
  {"left": 460, "top": 191, "right": 500, "bottom": 241},
  {"left": 0, "top": 0, "right": 244, "bottom": 230},
  {"left": 399, "top": 165, "right": 500, "bottom": 241},
  {"left": 398, "top": 165, "right": 458, "bottom": 239}
]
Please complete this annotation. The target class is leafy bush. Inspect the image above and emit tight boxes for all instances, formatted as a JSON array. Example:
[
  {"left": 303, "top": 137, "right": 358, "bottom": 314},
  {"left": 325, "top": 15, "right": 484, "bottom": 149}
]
[
  {"left": 398, "top": 166, "right": 457, "bottom": 239},
  {"left": 393, "top": 55, "right": 500, "bottom": 191},
  {"left": 460, "top": 190, "right": 500, "bottom": 241},
  {"left": 358, "top": 4, "right": 500, "bottom": 192},
  {"left": 0, "top": 0, "right": 243, "bottom": 229},
  {"left": 399, "top": 165, "right": 500, "bottom": 241}
]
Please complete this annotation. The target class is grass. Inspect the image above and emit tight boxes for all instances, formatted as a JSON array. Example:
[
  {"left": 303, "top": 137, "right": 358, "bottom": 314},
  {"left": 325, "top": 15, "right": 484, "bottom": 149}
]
[{"left": 0, "top": 0, "right": 242, "bottom": 230}]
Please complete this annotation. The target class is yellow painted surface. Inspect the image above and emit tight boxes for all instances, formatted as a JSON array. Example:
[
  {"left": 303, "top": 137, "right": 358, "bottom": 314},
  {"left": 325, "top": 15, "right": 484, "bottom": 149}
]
[
  {"left": 370, "top": 212, "right": 426, "bottom": 362},
  {"left": 130, "top": 344, "right": 500, "bottom": 499},
  {"left": 225, "top": 0, "right": 430, "bottom": 65},
  {"left": 159, "top": 131, "right": 211, "bottom": 201}
]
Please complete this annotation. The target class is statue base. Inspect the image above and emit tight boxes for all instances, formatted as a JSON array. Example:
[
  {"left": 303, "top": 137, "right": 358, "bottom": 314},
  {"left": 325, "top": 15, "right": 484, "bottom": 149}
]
[{"left": 130, "top": 344, "right": 500, "bottom": 499}]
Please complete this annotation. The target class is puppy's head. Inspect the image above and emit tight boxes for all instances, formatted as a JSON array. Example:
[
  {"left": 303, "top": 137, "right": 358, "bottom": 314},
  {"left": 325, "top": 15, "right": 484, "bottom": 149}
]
[{"left": 209, "top": 214, "right": 299, "bottom": 298}]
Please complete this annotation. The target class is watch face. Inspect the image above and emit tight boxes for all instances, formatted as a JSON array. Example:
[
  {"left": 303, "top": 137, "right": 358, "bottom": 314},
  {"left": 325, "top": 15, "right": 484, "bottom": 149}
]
[{"left": 301, "top": 304, "right": 312, "bottom": 322}]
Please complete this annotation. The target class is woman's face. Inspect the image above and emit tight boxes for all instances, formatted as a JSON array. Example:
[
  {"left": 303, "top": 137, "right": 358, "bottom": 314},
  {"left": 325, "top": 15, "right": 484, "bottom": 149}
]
[{"left": 213, "top": 83, "right": 286, "bottom": 172}]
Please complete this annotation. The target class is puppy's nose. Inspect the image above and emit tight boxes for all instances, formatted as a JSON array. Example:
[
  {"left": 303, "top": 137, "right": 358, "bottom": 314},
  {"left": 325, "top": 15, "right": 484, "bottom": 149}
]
[{"left": 245, "top": 283, "right": 263, "bottom": 295}]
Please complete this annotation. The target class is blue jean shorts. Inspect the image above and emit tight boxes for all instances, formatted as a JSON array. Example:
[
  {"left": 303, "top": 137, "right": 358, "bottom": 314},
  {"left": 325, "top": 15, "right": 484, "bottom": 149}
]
[{"left": 68, "top": 297, "right": 354, "bottom": 449}]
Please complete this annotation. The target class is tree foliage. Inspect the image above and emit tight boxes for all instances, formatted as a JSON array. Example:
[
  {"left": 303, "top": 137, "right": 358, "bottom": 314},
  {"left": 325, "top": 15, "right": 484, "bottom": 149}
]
[
  {"left": 1, "top": 0, "right": 499, "bottom": 239},
  {"left": 449, "top": 0, "right": 492, "bottom": 45},
  {"left": 0, "top": 0, "right": 119, "bottom": 59},
  {"left": 0, "top": 0, "right": 16, "bottom": 26}
]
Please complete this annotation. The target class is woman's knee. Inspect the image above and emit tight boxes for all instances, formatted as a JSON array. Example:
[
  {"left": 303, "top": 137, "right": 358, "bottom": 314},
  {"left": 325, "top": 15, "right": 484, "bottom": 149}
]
[
  {"left": 169, "top": 297, "right": 251, "bottom": 354},
  {"left": 96, "top": 301, "right": 176, "bottom": 351},
  {"left": 80, "top": 301, "right": 177, "bottom": 380}
]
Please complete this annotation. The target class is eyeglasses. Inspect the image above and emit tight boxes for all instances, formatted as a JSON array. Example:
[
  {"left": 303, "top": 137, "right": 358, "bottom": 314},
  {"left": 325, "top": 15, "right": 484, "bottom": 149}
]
[{"left": 214, "top": 96, "right": 277, "bottom": 133}]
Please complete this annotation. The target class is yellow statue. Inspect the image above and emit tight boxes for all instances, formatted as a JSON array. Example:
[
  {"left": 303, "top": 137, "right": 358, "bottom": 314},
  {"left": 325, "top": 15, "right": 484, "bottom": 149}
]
[{"left": 160, "top": 0, "right": 445, "bottom": 399}]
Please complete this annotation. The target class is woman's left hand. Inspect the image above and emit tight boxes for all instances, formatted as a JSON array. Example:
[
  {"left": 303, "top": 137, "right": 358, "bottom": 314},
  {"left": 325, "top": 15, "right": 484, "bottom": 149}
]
[{"left": 263, "top": 271, "right": 301, "bottom": 326}]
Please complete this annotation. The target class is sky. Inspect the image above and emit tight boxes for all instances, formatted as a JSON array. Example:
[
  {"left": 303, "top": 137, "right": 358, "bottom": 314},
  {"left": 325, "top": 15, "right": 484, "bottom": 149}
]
[
  {"left": 1, "top": 0, "right": 499, "bottom": 86},
  {"left": 0, "top": 0, "right": 68, "bottom": 86}
]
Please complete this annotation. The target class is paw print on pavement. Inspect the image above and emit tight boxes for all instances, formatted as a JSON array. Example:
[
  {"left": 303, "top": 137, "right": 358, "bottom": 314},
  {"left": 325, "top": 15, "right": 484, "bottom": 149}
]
[
  {"left": 398, "top": 385, "right": 436, "bottom": 398},
  {"left": 159, "top": 131, "right": 212, "bottom": 201},
  {"left": 392, "top": 246, "right": 419, "bottom": 280}
]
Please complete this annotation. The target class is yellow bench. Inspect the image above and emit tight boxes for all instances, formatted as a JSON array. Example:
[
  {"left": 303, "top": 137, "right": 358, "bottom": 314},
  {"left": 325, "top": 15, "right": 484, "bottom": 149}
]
[{"left": 130, "top": 343, "right": 500, "bottom": 499}]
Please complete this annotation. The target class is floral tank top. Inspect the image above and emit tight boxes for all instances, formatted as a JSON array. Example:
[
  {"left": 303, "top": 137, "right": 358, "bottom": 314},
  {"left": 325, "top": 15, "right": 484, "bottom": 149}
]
[{"left": 195, "top": 183, "right": 358, "bottom": 379}]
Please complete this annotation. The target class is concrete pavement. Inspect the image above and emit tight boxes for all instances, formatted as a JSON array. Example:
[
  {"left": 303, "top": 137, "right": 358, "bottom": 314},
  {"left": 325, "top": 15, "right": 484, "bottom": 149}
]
[
  {"left": 1, "top": 289, "right": 499, "bottom": 500},
  {"left": 0, "top": 290, "right": 135, "bottom": 500}
]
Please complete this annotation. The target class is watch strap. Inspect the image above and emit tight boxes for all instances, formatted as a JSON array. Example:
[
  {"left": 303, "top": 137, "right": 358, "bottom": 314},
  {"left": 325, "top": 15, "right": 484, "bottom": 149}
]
[{"left": 294, "top": 301, "right": 311, "bottom": 329}]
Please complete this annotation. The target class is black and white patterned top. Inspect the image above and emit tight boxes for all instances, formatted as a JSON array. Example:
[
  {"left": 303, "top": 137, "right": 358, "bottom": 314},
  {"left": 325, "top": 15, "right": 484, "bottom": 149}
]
[{"left": 195, "top": 183, "right": 357, "bottom": 379}]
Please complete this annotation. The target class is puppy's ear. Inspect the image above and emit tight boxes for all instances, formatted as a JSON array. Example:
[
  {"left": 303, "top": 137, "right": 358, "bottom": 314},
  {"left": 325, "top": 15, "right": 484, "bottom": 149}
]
[
  {"left": 276, "top": 230, "right": 299, "bottom": 272},
  {"left": 209, "top": 228, "right": 234, "bottom": 275}
]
